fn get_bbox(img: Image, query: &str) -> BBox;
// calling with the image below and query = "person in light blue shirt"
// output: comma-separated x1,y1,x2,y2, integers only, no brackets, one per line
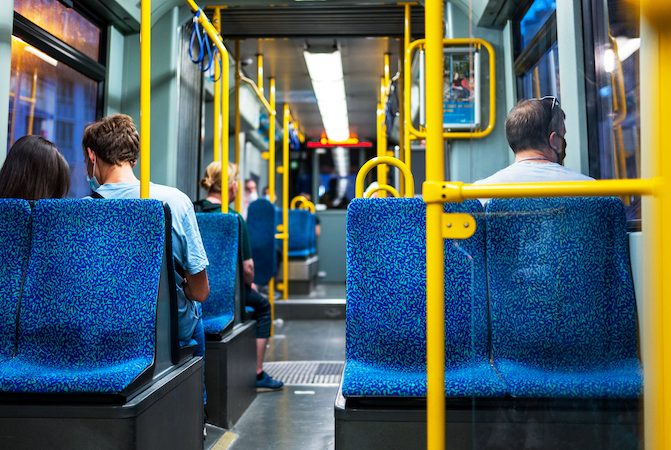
475,97,593,195
81,114,210,402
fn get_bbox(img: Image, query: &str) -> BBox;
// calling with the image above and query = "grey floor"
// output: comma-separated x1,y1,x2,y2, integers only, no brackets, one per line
218,284,346,450
288,283,346,301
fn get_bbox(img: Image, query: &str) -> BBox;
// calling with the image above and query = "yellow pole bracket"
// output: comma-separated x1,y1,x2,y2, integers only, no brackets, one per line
406,38,496,141
356,156,415,198
442,213,475,239
363,184,401,199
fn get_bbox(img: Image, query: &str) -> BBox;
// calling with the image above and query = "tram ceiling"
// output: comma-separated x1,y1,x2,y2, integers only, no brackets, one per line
230,37,400,141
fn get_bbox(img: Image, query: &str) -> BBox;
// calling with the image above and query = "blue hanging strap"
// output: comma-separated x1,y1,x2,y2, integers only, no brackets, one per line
189,10,205,65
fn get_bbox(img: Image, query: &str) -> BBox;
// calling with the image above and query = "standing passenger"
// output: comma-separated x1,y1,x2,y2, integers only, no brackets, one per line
81,114,210,404
0,135,70,200
242,178,258,219
475,97,593,188
195,161,284,391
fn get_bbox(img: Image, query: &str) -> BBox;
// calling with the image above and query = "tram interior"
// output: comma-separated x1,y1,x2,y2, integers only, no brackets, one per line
0,0,654,449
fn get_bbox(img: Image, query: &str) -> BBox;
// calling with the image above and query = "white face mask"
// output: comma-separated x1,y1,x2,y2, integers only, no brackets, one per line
248,191,259,202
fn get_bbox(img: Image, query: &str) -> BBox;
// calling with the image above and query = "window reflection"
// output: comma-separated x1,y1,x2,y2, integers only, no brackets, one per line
13,0,100,61
590,0,641,222
520,45,559,99
8,36,98,198
519,0,557,50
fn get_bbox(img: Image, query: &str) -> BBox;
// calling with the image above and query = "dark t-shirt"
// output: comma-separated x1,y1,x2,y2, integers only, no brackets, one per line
194,199,252,261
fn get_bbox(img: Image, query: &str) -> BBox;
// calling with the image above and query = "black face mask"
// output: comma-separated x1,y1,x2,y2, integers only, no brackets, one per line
551,135,567,165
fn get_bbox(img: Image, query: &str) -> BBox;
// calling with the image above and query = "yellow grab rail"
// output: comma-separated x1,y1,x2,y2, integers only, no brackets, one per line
290,195,316,213
212,8,221,163
240,74,273,113
267,78,276,203
424,1,444,449
405,38,496,141
355,156,414,198
376,102,388,197
277,104,290,300
364,184,400,199
234,40,242,212
140,0,151,198
422,179,658,204
186,0,230,212
641,3,671,448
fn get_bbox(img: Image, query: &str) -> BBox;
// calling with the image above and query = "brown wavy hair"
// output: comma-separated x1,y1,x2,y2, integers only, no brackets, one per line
82,114,140,165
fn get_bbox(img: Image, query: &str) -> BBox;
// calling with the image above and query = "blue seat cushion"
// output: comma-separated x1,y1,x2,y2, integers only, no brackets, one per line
342,359,505,398
344,198,504,398
196,213,239,335
0,199,32,361
0,356,153,394
289,209,311,255
203,314,234,336
495,358,642,399
486,197,641,398
8,199,164,395
288,249,311,258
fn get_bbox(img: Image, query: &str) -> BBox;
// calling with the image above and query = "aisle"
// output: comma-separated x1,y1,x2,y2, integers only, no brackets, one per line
226,319,345,450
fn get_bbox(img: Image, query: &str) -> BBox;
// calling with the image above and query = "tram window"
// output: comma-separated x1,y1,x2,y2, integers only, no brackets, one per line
585,0,641,224
518,0,557,50
8,2,104,199
514,1,559,99
316,147,373,209
13,0,100,61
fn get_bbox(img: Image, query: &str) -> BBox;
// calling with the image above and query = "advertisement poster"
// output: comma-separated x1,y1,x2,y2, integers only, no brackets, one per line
443,48,481,130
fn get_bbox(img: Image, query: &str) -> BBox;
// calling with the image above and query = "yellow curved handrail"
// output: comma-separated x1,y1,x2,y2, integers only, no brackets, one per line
355,156,414,198
405,38,496,141
290,195,316,213
363,184,400,199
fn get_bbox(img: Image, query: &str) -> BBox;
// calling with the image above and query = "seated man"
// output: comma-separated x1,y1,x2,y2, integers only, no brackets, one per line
195,161,284,391
81,114,210,391
475,97,593,187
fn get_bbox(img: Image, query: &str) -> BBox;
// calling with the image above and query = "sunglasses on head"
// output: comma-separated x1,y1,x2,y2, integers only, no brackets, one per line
536,95,560,111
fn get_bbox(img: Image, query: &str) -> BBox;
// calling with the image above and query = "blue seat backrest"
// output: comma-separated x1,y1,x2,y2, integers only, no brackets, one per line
308,213,317,254
288,209,311,256
346,198,488,371
0,199,32,360
486,197,638,369
248,198,278,285
18,199,165,369
196,212,239,334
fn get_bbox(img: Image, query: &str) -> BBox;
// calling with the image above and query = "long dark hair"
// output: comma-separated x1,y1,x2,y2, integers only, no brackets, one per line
0,136,70,200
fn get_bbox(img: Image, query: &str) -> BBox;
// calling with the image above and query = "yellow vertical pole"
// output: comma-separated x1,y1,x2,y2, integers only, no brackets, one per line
140,0,151,199
280,105,290,300
257,53,264,97
378,77,388,197
221,45,230,214
384,53,391,86
642,3,671,447
234,40,243,213
399,39,406,197
212,8,222,163
268,77,276,203
403,2,412,177
425,0,444,448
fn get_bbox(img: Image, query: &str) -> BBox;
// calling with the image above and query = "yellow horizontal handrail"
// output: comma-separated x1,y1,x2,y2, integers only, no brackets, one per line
240,74,273,114
356,156,415,198
406,38,496,140
364,183,400,199
290,195,316,213
423,178,659,204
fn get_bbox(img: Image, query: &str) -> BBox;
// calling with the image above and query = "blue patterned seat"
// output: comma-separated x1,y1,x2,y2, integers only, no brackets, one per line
196,213,239,336
486,197,642,398
288,209,312,258
0,199,164,395
248,199,279,285
0,200,32,362
343,198,505,398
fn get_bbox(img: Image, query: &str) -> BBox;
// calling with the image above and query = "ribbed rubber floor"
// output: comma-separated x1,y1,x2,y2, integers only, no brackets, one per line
264,361,344,386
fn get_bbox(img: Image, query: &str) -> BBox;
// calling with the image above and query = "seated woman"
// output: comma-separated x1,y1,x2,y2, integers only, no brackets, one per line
0,135,70,199
195,161,284,391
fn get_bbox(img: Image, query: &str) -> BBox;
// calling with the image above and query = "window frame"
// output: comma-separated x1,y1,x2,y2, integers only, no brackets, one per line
12,1,108,120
